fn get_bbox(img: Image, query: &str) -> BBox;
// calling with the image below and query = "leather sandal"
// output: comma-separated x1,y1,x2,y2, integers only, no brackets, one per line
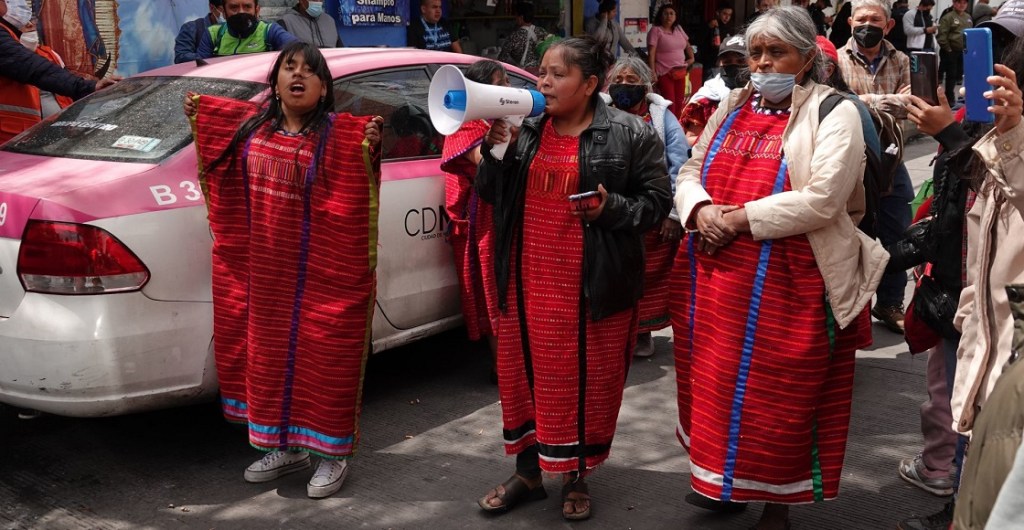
561,478,591,521
477,475,547,514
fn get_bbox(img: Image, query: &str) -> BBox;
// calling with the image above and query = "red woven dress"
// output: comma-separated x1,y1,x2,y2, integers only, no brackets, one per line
636,111,678,333
192,95,379,460
672,97,870,503
498,120,637,474
441,119,499,340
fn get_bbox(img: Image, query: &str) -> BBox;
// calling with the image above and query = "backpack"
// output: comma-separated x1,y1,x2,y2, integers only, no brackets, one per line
819,93,904,238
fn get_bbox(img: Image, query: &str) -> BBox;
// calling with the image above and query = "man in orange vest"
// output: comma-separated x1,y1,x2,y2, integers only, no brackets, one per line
0,0,118,143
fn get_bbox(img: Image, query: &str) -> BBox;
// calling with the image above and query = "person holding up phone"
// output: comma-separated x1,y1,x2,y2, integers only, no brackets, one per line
474,36,670,522
949,44,1024,529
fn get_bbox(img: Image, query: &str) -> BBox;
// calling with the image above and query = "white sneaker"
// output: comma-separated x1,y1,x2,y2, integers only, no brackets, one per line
307,459,349,499
243,451,310,483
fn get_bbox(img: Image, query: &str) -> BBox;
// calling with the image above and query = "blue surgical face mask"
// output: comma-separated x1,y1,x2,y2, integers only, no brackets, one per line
750,58,813,104
750,72,796,103
307,1,324,17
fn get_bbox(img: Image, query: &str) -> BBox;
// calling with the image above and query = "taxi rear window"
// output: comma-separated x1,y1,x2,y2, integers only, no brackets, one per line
2,77,265,163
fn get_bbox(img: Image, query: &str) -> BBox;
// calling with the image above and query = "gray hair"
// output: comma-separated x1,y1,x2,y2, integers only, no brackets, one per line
607,55,654,91
745,6,827,85
851,0,891,19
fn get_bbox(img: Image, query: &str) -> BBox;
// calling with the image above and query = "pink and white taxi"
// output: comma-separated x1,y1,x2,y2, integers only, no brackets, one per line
0,49,534,417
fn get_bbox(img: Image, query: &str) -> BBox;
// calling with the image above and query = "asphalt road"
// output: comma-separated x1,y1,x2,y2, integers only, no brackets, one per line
0,137,948,530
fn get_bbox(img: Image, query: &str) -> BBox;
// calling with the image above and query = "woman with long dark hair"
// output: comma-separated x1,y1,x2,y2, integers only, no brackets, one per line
184,40,384,499
475,36,671,521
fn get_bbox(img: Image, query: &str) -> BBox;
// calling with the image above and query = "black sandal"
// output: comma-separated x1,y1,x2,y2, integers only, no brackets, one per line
561,478,591,521
685,491,747,513
477,475,547,514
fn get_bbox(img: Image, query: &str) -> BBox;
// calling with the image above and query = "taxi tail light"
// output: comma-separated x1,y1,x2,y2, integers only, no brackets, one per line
17,221,150,295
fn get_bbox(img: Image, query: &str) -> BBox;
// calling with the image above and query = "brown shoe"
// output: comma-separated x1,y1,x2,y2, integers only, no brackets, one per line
872,304,906,334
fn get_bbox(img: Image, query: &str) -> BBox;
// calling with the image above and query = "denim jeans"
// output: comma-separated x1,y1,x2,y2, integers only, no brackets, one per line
875,163,914,307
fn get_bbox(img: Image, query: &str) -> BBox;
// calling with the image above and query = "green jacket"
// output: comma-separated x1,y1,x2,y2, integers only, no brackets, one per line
208,21,271,56
937,10,972,52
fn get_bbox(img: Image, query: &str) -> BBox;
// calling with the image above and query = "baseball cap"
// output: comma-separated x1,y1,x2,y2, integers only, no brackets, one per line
980,0,1024,38
816,35,839,63
719,34,747,57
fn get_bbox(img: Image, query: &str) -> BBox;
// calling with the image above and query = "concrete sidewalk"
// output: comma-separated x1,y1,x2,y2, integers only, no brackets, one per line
0,138,948,530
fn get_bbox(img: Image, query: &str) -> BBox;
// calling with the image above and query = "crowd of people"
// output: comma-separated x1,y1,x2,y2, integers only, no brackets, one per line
5,0,1024,527
449,2,1024,529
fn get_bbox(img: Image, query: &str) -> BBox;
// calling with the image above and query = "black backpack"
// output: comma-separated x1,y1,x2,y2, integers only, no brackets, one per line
818,93,903,239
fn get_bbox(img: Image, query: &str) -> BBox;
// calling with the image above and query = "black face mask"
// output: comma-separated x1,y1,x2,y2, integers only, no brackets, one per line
716,64,744,89
608,83,647,110
226,13,258,38
853,24,885,48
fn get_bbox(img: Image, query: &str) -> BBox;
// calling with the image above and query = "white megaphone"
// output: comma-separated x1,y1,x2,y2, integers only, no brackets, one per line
429,64,545,160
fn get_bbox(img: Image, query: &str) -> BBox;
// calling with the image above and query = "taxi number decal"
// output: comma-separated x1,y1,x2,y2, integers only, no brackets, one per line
0,202,6,226
150,181,203,206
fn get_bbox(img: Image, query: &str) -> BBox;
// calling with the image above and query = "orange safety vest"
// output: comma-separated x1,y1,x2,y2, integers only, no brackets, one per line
34,45,74,109
0,24,43,144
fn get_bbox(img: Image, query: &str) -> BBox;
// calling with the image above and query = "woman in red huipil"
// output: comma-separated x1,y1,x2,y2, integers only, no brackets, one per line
185,41,384,500
440,60,509,381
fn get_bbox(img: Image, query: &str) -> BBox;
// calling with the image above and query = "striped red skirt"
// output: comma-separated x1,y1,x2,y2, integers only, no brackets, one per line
672,100,869,503
497,122,636,475
637,230,678,333
193,95,379,459
442,120,498,339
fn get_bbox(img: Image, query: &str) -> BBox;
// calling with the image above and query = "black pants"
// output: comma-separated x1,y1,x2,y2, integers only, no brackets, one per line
942,49,964,103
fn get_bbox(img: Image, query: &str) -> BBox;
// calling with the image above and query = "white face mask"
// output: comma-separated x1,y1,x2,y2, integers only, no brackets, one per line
20,30,38,51
2,0,31,29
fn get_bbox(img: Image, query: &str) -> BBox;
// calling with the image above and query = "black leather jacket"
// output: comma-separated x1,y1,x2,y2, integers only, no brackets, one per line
476,101,672,321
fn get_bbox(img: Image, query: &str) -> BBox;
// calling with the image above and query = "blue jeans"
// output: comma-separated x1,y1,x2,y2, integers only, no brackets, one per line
875,163,914,308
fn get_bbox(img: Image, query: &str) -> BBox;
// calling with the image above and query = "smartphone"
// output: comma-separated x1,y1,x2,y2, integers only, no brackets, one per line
963,28,995,123
568,191,601,212
910,51,939,106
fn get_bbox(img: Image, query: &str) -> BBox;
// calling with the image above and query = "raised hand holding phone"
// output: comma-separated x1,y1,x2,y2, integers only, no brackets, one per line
986,63,1023,134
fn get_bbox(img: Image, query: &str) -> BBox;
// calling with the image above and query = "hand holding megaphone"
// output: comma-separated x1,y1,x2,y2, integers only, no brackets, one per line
483,119,520,157
429,64,545,160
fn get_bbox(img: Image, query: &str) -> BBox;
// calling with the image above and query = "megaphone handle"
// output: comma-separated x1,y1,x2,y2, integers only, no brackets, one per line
490,140,511,160
489,115,526,161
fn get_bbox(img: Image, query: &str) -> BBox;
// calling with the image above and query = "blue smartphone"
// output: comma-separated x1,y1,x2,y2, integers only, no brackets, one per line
963,28,995,123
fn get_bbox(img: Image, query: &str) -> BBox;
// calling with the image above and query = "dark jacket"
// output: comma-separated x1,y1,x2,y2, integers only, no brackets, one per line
0,20,95,100
174,15,215,64
476,101,672,320
886,122,972,338
829,2,853,48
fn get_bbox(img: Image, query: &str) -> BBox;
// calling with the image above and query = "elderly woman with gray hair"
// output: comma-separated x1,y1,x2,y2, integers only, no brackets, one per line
602,55,689,357
672,6,887,529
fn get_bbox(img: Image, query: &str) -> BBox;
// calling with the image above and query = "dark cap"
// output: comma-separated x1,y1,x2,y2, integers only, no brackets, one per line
919,0,936,6
210,0,224,6
980,0,1024,38
598,0,617,13
718,33,747,57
